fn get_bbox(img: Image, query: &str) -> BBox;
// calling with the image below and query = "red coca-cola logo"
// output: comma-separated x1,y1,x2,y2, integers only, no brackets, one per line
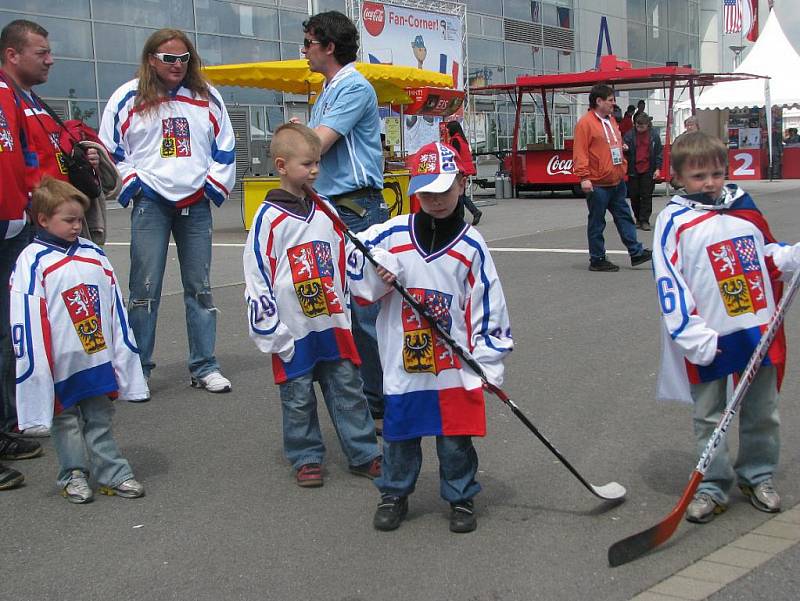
546,155,573,175
362,2,385,37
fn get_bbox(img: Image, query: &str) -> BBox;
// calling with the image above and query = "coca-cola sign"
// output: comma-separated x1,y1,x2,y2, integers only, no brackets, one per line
546,155,573,175
362,2,385,37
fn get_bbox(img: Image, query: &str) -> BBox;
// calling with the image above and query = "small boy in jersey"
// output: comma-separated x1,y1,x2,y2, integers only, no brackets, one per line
652,132,800,523
242,123,380,488
348,142,514,532
11,177,149,503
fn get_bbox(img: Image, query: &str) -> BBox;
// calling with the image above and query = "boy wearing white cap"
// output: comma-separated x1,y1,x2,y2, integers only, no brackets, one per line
347,142,514,533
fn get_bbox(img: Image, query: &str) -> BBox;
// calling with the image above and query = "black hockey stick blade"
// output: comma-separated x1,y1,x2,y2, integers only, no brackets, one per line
608,471,702,567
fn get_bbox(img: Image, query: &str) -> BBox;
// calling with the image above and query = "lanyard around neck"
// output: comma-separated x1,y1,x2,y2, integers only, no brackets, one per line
593,111,618,146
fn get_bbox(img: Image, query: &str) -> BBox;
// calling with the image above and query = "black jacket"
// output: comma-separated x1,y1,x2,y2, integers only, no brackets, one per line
623,128,663,177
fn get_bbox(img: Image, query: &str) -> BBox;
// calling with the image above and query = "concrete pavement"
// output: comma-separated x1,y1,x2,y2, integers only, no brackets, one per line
2,180,800,600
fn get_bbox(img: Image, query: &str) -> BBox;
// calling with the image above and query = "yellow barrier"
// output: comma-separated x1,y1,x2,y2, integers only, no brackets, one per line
242,170,412,230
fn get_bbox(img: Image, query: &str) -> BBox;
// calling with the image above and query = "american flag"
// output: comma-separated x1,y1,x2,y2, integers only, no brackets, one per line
724,0,742,34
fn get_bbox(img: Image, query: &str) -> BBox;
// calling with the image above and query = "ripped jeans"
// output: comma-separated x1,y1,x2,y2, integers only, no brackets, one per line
128,195,220,379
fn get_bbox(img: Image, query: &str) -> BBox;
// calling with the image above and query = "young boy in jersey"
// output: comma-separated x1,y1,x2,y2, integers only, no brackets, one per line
348,142,514,533
11,177,149,503
652,132,800,523
242,123,381,488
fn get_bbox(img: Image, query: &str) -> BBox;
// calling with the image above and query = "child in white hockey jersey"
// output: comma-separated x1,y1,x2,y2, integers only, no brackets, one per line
348,142,514,533
243,123,380,488
652,132,800,524
11,177,149,503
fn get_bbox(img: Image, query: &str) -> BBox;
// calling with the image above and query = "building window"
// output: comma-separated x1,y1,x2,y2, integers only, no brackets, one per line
0,0,90,19
92,0,193,30
0,13,93,59
198,35,280,66
196,2,280,40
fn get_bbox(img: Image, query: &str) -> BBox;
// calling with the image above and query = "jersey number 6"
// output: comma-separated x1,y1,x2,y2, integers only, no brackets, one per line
657,277,676,314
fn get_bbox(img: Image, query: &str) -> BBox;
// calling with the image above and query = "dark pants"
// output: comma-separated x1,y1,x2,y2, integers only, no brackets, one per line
628,172,654,224
0,224,32,432
334,190,389,419
586,181,643,263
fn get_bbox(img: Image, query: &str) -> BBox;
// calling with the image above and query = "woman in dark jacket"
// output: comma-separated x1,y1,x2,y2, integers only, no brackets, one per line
444,121,482,225
623,114,662,231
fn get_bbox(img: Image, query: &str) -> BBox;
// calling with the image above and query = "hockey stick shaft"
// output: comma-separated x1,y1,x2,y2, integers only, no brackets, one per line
306,185,625,501
609,268,800,567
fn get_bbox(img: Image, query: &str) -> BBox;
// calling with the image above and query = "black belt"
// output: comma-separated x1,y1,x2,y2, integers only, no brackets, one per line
330,187,381,217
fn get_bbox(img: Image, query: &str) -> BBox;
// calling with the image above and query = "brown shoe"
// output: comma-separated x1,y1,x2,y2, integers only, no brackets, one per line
296,463,323,488
349,456,381,479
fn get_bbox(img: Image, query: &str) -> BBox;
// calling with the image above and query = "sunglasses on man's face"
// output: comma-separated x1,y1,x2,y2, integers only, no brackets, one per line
302,38,322,48
153,52,190,64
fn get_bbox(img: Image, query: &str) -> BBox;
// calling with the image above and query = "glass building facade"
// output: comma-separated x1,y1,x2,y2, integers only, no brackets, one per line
0,0,708,171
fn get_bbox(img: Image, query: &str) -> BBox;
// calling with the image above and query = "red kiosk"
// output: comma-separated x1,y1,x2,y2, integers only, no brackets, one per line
470,56,764,195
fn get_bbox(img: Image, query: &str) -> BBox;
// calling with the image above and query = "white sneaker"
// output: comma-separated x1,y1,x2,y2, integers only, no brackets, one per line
190,371,232,393
99,478,145,498
21,425,50,437
62,470,93,504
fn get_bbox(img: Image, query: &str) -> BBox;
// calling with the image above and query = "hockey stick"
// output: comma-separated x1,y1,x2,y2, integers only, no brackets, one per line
305,184,626,502
608,268,800,567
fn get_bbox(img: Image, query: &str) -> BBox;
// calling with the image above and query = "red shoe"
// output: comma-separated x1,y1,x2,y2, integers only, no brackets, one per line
296,463,323,488
349,456,381,479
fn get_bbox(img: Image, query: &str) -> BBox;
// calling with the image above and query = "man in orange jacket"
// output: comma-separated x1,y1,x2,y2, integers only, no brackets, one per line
574,84,652,272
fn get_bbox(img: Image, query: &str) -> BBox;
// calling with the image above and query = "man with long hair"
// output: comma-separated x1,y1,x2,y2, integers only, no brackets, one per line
99,29,236,396
302,11,387,428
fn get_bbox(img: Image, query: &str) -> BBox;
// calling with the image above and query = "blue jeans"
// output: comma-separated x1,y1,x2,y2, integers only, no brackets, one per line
691,366,780,505
376,435,481,503
586,181,643,263
50,395,134,488
128,196,220,378
0,223,32,432
335,190,389,418
278,359,380,470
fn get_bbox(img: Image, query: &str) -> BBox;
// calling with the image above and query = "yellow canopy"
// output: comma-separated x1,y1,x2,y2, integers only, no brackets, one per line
203,59,453,105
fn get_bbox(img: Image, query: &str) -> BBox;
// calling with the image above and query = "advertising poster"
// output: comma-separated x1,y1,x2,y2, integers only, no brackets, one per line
360,1,464,153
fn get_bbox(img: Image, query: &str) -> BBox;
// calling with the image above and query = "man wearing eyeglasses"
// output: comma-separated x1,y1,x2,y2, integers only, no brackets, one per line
302,11,387,429
99,29,236,397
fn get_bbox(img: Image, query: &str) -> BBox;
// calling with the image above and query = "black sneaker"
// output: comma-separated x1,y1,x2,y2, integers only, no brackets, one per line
631,249,653,267
589,259,620,272
450,500,477,533
0,432,43,460
374,495,408,531
0,463,24,490
640,222,651,231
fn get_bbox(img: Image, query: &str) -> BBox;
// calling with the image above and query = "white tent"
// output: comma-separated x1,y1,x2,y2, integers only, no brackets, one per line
688,10,800,111
675,10,800,176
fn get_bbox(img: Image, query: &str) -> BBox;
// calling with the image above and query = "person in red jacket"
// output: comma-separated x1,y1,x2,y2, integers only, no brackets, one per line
0,20,47,489
444,121,483,225
1,20,102,248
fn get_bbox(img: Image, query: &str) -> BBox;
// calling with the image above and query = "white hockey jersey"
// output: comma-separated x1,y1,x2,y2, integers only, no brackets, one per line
652,185,800,402
99,79,235,207
11,235,149,429
348,214,514,441
243,197,360,384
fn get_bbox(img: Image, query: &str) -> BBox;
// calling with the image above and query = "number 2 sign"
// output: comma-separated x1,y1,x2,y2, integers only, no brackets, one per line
728,149,762,180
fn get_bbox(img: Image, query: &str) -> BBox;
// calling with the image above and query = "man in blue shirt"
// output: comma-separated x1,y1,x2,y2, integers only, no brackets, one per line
303,11,387,428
